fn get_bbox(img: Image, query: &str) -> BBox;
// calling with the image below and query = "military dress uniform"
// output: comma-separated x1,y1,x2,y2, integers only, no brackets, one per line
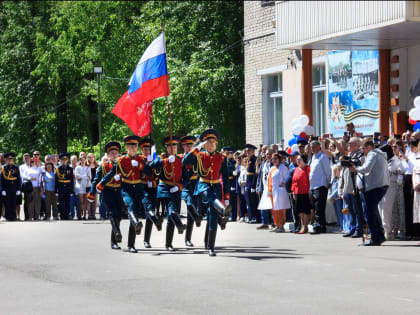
55,153,74,220
99,135,152,253
1,153,21,221
139,138,162,249
183,129,231,256
148,136,188,251
180,135,203,247
88,142,124,250
244,144,259,223
222,147,237,221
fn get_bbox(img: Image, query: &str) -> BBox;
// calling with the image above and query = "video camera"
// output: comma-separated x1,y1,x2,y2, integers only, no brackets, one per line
340,155,362,168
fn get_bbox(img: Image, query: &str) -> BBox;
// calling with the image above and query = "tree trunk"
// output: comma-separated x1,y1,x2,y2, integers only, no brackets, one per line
56,86,67,153
87,94,99,145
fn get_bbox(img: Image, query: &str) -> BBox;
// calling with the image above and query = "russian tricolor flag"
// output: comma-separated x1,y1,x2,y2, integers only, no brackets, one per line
128,32,170,103
112,33,170,137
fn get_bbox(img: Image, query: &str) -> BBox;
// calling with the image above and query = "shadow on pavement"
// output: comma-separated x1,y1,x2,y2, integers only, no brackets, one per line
124,246,303,261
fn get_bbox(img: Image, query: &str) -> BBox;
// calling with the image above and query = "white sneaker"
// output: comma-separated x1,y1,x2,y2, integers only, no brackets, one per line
239,217,245,222
0,217,5,222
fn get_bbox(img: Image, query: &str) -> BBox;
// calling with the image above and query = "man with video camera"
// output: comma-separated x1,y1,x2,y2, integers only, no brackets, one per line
339,137,365,238
349,139,389,246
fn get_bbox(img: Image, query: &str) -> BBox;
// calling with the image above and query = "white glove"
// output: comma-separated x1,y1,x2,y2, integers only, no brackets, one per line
225,200,230,206
168,155,175,163
230,187,236,191
88,198,95,203
114,174,121,181
196,140,207,151
70,194,74,197
251,188,256,193
16,190,21,196
131,160,139,167
55,193,59,197
1,191,5,196
147,155,153,162
232,170,238,176
147,181,153,188
96,188,102,194
169,186,179,193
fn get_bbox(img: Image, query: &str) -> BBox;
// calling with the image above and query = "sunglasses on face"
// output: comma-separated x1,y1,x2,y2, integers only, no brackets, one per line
33,153,40,156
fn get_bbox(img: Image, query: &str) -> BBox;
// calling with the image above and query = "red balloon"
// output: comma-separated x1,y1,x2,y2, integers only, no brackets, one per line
409,118,417,125
299,132,307,139
287,147,292,154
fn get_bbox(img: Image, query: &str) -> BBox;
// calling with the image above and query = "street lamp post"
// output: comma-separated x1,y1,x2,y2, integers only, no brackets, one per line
93,65,103,158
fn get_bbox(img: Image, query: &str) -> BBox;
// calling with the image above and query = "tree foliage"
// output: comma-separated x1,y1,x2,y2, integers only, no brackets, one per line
0,1,244,159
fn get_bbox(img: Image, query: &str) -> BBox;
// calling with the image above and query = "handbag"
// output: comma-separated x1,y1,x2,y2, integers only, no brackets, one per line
21,180,33,194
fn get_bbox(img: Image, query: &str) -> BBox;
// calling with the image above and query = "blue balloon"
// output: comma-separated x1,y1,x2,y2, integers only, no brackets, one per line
414,122,420,131
288,138,297,147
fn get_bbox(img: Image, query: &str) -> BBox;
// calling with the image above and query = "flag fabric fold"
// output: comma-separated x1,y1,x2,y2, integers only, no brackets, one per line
112,32,169,136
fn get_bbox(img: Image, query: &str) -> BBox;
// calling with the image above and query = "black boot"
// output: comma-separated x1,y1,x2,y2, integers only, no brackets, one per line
187,204,202,227
110,217,122,243
166,222,175,251
143,218,153,248
185,218,194,247
208,230,217,257
129,211,143,235
213,199,232,218
204,222,209,249
148,210,162,231
111,230,121,250
127,225,137,253
170,212,187,234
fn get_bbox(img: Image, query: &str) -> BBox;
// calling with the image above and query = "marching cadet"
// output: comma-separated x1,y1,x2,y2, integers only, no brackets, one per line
183,129,232,257
139,138,162,249
98,135,152,253
148,136,188,252
244,144,259,224
88,142,124,250
180,135,202,247
222,147,237,221
1,153,21,221
55,153,74,220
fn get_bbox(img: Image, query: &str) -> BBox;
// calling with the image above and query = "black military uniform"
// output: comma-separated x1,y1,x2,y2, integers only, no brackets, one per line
0,153,21,221
222,147,237,221
55,153,74,220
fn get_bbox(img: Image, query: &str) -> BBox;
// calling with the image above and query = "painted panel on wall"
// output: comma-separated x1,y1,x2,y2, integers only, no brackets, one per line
327,50,380,136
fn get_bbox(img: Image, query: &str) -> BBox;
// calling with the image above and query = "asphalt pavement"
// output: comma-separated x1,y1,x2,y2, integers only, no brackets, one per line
0,219,419,315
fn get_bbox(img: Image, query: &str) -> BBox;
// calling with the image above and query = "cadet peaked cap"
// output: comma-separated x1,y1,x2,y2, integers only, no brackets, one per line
163,136,180,145
278,150,289,157
221,146,235,153
244,144,257,150
297,140,308,147
59,152,70,159
140,138,154,148
105,141,121,153
123,135,141,145
180,135,196,145
200,129,219,142
5,152,15,159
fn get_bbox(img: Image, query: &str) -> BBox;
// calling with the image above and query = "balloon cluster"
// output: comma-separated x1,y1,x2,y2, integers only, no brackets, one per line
409,96,420,131
287,115,314,154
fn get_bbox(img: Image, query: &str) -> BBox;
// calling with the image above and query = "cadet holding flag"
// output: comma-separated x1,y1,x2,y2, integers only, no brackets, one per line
183,129,231,257
88,142,124,250
1,153,21,221
98,135,152,253
148,136,188,252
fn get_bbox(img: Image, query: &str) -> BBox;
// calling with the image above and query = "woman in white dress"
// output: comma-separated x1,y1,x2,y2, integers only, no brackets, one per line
268,153,290,232
412,157,420,224
75,152,92,220
257,149,274,229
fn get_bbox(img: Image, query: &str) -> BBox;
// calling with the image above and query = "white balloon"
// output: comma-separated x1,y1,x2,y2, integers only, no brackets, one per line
300,115,310,126
409,107,420,121
292,124,304,135
291,144,299,153
303,125,314,136
291,117,301,127
415,96,420,108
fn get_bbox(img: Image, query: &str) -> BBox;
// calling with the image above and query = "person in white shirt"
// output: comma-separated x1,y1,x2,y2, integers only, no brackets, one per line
19,153,32,221
23,159,44,220
75,152,92,220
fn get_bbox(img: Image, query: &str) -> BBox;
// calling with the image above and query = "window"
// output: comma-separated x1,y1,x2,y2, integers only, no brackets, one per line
313,65,326,136
265,73,283,144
